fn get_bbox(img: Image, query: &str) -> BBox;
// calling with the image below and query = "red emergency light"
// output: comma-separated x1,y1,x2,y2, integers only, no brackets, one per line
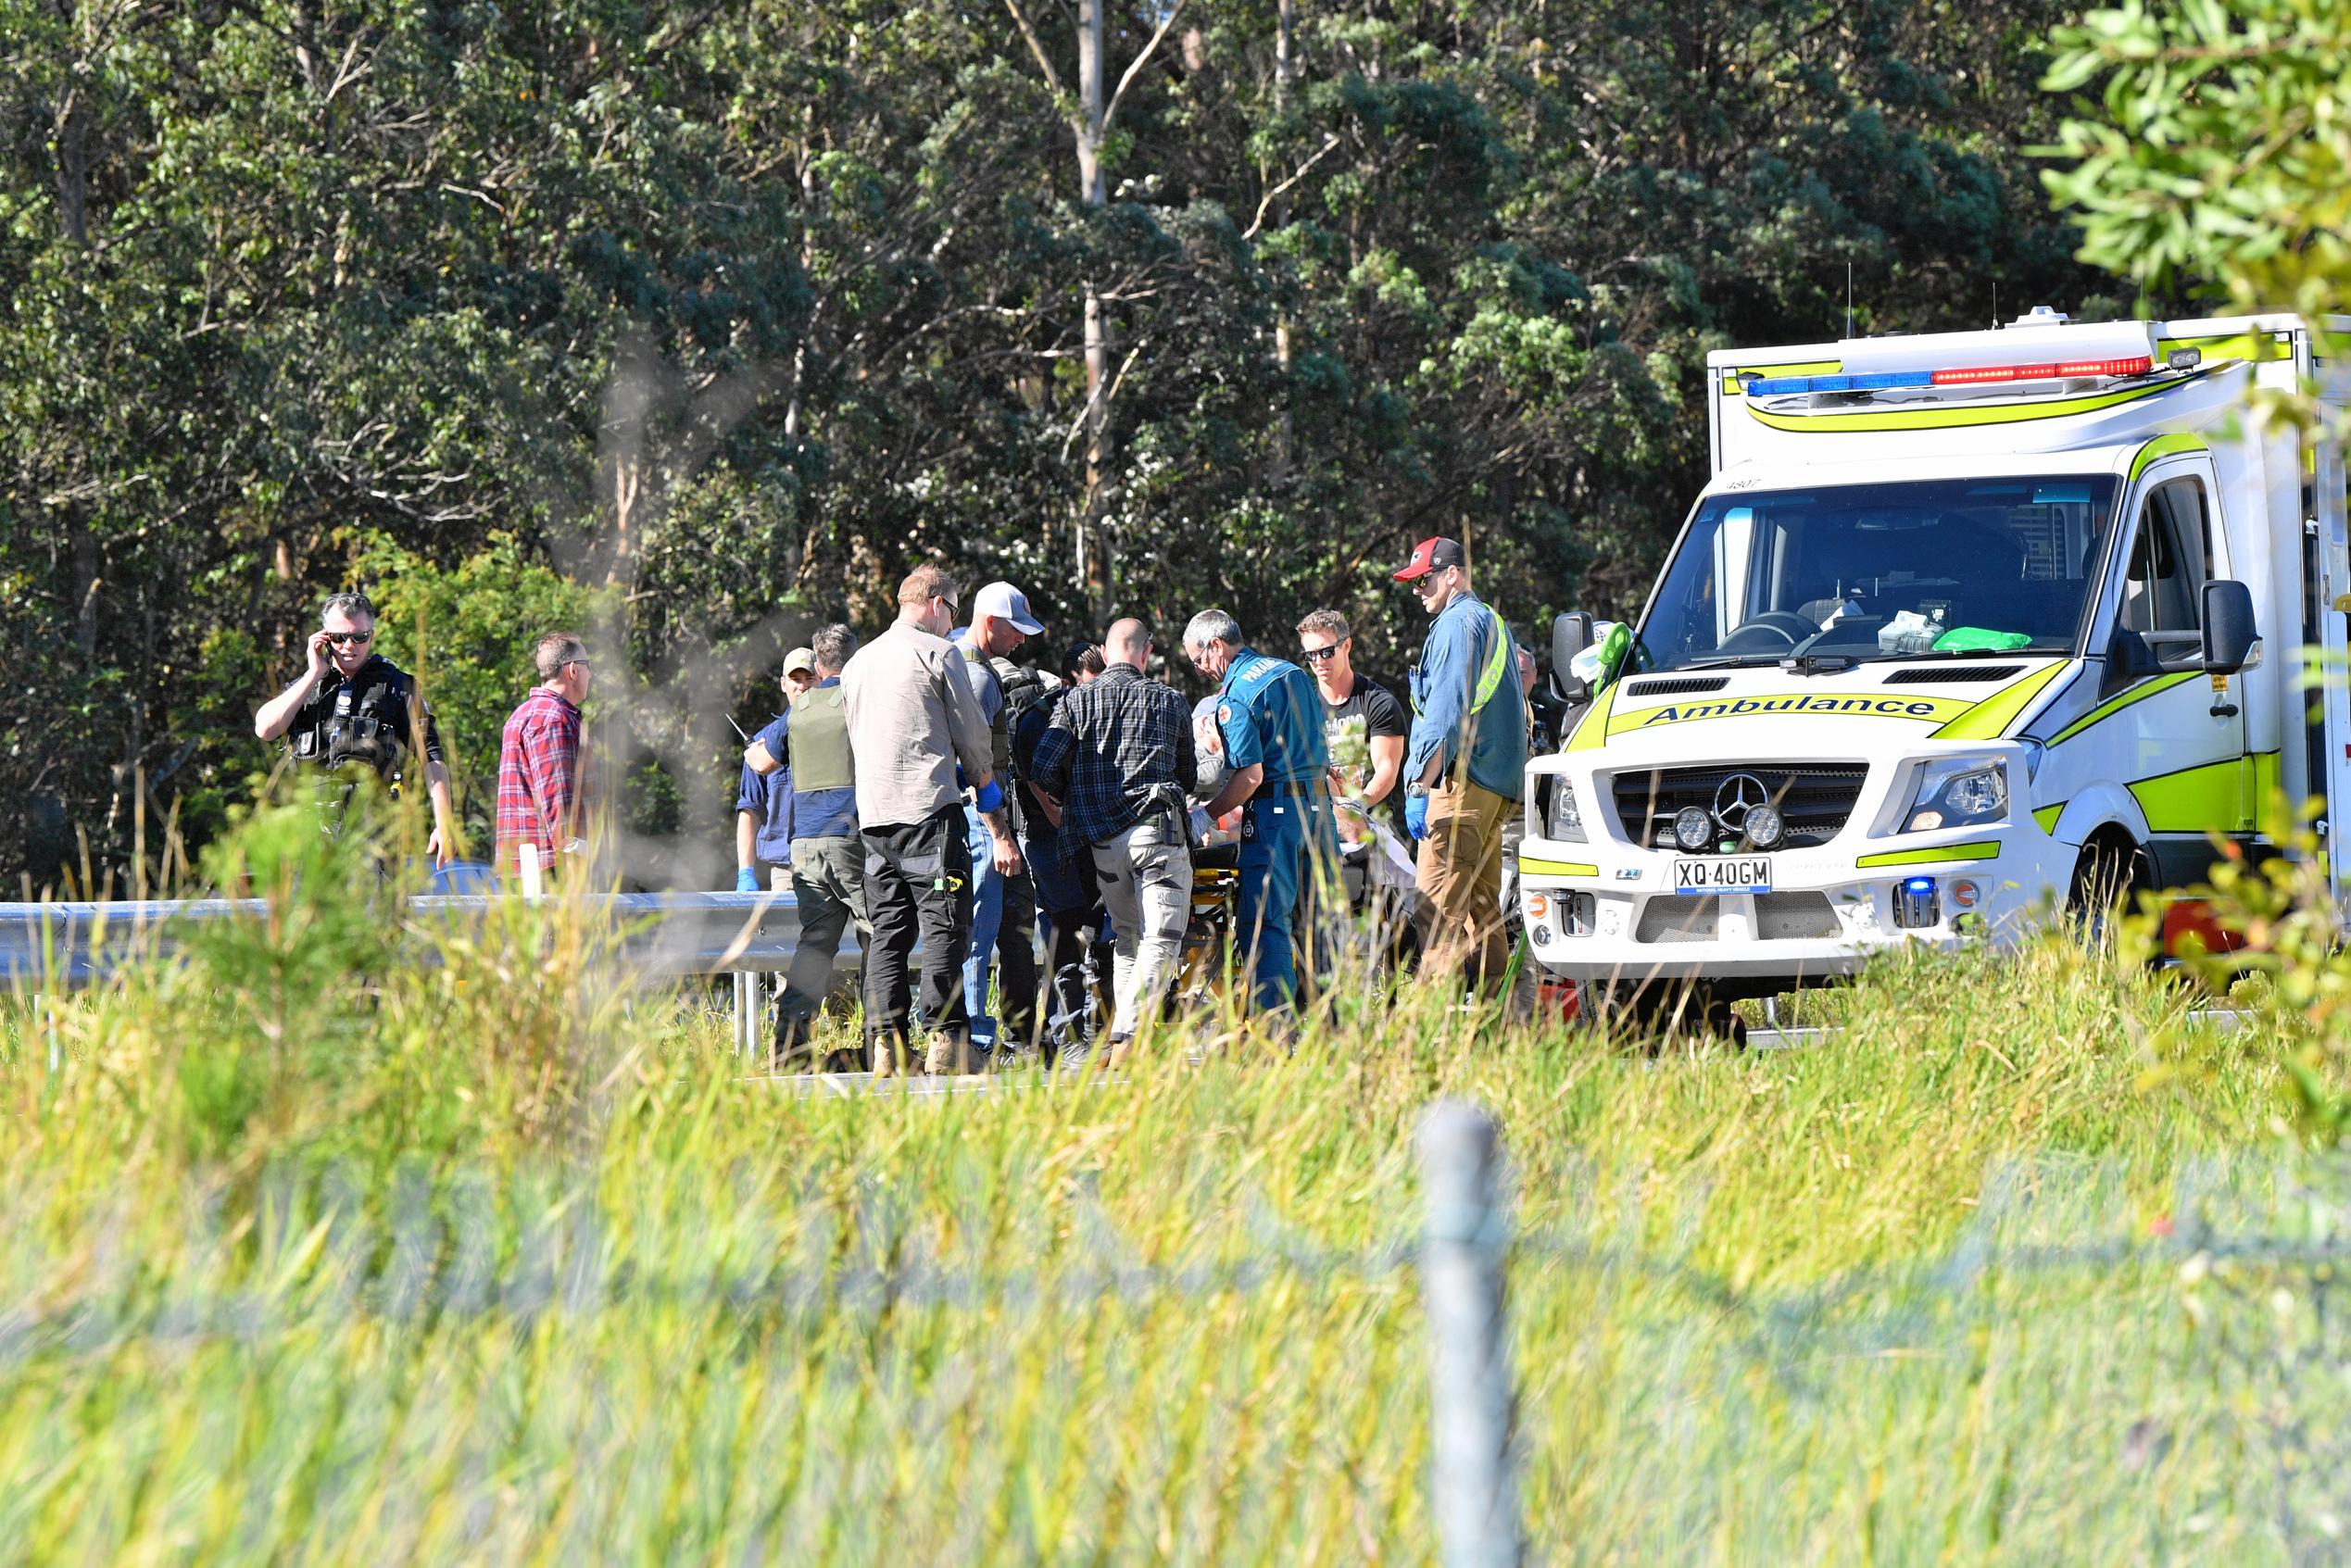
1930,357,2153,386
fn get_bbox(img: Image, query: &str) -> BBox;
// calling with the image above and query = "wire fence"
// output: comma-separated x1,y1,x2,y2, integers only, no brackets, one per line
11,1116,2351,1558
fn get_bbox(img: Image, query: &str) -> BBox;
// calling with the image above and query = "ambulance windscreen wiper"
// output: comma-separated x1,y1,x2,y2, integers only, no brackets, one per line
1779,650,1856,676
1773,626,1855,677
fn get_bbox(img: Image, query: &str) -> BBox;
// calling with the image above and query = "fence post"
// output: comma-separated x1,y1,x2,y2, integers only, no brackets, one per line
1418,1099,1524,1568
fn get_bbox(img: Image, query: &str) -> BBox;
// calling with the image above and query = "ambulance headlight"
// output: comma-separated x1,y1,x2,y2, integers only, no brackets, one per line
1902,756,2009,833
1544,777,1586,843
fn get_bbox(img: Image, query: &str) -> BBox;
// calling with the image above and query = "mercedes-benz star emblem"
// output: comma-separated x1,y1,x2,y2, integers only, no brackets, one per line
1711,773,1770,834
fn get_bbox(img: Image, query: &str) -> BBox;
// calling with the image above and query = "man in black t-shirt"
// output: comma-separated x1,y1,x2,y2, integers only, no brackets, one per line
1296,608,1408,838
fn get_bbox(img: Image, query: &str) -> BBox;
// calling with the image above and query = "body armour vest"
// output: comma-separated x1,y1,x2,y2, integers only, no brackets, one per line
291,662,416,780
786,684,855,793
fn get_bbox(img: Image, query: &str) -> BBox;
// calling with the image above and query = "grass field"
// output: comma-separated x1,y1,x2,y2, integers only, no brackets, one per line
5,809,2348,1563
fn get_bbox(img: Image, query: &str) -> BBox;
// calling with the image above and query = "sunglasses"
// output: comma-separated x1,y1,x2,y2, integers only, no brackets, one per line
324,630,372,646
1301,642,1345,662
935,595,960,616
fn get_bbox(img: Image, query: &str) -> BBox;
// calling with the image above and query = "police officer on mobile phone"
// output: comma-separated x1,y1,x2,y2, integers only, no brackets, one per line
253,590,459,864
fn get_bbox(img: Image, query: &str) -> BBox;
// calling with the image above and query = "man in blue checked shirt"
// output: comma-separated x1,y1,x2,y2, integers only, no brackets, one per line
1186,608,1339,1015
742,625,866,1062
1028,618,1194,1055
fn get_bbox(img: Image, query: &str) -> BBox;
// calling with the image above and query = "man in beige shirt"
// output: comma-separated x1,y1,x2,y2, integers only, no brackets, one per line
841,563,999,1073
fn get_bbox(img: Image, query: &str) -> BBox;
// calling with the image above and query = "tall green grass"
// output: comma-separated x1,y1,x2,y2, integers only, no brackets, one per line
2,809,2341,1562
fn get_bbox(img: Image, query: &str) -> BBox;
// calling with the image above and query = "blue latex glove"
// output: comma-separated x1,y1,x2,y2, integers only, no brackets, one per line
1404,792,1429,840
973,778,1005,814
735,867,761,893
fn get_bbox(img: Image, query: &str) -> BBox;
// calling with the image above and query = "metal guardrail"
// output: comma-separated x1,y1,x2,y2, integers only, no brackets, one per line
0,891,863,1057
0,891,856,987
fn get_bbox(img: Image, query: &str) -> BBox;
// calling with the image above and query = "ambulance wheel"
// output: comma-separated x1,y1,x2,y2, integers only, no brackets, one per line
2067,834,2148,945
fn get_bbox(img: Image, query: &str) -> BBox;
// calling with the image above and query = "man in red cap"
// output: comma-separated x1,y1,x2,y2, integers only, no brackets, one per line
1393,536,1528,991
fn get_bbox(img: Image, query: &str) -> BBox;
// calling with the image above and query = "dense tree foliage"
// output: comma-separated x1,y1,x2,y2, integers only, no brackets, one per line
1,0,2109,888
2043,0,2349,418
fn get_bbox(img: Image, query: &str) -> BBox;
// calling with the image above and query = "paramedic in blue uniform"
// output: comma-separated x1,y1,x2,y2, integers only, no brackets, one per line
1185,608,1339,1013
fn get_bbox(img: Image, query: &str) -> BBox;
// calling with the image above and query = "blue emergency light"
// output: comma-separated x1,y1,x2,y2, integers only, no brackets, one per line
1742,355,2155,398
1744,370,1934,396
1892,874,1941,930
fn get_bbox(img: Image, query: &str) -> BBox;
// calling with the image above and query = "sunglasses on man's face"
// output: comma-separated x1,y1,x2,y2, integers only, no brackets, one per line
325,630,372,646
1301,642,1345,663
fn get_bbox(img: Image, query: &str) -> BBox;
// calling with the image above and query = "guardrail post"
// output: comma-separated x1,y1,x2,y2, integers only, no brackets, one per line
733,971,753,1059
1418,1099,1524,1568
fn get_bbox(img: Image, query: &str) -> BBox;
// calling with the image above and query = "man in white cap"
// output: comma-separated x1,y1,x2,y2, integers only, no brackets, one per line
953,581,1047,1055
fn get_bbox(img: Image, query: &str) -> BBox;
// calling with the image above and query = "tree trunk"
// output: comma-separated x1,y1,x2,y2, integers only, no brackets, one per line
54,87,89,247
1076,0,1111,616
1272,0,1296,476
57,48,94,654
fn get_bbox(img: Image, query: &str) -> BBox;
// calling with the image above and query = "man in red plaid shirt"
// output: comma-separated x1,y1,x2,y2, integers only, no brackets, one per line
497,632,593,879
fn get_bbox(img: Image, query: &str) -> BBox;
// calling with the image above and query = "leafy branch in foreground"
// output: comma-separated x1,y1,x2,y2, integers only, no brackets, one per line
2042,0,2351,325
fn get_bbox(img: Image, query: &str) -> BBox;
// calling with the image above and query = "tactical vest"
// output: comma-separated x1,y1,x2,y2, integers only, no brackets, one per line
959,643,1015,777
787,684,854,793
961,644,1031,834
290,659,415,782
994,657,1047,739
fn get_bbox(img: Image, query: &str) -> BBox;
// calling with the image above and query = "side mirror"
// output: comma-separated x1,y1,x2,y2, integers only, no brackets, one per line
2101,622,2154,696
2202,579,2257,675
1550,612,1594,705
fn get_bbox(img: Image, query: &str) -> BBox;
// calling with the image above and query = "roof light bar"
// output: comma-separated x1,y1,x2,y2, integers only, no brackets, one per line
1743,370,1932,396
1931,357,2153,385
1743,355,2154,398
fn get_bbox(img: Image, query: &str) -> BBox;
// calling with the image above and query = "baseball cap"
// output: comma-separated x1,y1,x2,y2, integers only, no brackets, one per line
1391,536,1467,582
783,646,818,677
972,581,1046,635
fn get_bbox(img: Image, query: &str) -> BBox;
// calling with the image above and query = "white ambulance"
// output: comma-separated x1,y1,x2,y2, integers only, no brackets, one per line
1518,309,2350,1012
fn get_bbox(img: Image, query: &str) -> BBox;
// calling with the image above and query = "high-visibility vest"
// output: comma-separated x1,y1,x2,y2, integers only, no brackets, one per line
1413,602,1513,716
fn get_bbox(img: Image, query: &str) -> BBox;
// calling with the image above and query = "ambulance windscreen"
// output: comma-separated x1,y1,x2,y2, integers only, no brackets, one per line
1634,475,2119,672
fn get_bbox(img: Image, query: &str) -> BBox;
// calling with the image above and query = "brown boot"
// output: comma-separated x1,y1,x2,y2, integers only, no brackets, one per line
923,1032,971,1076
869,1034,902,1078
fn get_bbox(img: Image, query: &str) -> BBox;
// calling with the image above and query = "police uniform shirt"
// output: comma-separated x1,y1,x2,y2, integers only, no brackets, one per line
735,718,797,867
1216,647,1328,788
285,654,444,775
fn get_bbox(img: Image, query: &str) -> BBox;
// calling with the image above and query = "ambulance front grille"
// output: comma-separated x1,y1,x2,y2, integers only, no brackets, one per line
1633,891,1840,943
1612,764,1869,851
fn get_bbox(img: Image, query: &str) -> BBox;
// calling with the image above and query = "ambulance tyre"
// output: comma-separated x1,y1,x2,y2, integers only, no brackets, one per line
2067,831,2149,945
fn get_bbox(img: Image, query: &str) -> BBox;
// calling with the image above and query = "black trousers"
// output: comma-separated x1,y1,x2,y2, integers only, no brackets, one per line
994,867,1040,1049
861,806,973,1053
1028,831,1106,1048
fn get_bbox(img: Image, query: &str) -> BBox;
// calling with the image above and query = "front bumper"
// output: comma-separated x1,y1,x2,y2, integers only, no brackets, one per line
1517,747,2070,985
